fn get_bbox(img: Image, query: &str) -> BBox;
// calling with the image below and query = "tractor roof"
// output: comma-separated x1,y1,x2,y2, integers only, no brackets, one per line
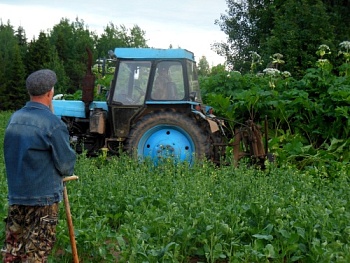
114,48,195,61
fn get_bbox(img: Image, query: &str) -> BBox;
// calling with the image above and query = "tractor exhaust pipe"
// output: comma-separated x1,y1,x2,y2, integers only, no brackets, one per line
82,47,95,117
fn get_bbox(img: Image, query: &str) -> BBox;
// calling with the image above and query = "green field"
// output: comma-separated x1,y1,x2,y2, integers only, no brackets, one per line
0,111,349,263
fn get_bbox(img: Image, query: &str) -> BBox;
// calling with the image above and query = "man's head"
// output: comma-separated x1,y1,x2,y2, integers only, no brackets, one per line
26,69,57,96
159,67,168,75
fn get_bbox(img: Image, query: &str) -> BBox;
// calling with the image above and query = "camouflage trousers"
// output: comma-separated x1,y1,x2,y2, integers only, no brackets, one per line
1,203,59,263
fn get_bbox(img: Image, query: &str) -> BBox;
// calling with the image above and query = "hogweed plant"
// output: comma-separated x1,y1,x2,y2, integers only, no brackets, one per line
316,44,331,58
316,44,333,75
262,54,289,89
338,41,350,62
270,53,285,70
316,58,332,71
249,51,263,73
263,68,280,89
281,71,291,78
338,41,350,76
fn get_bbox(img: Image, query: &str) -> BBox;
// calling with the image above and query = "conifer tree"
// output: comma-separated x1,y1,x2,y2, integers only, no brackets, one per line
25,32,51,74
0,22,26,110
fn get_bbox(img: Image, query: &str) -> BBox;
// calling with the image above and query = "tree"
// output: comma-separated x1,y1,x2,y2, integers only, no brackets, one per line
43,48,70,94
0,21,27,110
197,56,210,76
15,26,28,59
323,0,350,41
263,0,335,77
95,22,148,58
214,0,276,72
0,18,149,109
214,0,349,77
7,44,27,110
25,32,51,74
127,25,148,48
49,17,96,93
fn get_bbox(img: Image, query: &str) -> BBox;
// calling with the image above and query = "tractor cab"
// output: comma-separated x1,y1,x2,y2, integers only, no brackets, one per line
108,48,202,106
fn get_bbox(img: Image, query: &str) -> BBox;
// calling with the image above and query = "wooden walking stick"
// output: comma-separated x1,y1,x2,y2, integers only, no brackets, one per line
63,175,79,263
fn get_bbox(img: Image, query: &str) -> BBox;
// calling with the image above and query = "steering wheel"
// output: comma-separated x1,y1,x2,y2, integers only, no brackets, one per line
116,94,136,104
134,85,145,95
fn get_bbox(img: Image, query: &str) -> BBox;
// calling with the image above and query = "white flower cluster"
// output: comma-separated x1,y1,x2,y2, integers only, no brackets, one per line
318,44,330,52
281,71,291,78
339,41,350,50
249,51,262,61
263,68,280,76
317,59,329,63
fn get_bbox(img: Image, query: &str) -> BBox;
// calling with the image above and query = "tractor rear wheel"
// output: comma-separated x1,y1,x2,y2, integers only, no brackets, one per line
125,111,210,165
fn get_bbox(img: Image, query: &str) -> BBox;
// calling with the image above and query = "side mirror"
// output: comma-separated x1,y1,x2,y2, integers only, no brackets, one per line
108,50,117,59
189,92,197,101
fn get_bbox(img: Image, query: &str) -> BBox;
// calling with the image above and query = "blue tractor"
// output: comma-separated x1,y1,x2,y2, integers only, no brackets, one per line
53,48,269,166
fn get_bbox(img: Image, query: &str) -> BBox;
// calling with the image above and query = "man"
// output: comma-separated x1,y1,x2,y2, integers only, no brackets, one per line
1,69,76,263
152,66,172,100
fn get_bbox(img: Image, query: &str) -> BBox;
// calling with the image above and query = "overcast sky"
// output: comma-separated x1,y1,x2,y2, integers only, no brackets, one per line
0,0,228,65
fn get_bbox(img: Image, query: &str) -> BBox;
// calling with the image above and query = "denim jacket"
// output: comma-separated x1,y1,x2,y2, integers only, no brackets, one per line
4,101,76,206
